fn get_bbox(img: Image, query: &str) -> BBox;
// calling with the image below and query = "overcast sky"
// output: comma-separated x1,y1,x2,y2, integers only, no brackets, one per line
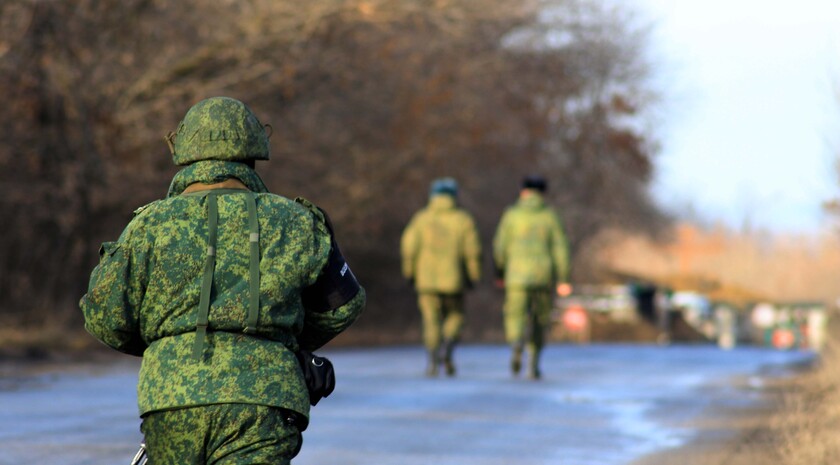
632,0,840,233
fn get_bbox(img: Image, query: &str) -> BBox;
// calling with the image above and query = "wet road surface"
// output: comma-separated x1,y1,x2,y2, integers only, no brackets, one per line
0,344,812,465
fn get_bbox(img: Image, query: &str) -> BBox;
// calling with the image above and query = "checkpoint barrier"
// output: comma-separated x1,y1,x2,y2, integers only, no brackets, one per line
563,304,588,332
765,325,801,350
554,304,590,344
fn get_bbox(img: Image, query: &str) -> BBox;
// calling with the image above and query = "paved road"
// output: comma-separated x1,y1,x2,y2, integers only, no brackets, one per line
0,344,812,465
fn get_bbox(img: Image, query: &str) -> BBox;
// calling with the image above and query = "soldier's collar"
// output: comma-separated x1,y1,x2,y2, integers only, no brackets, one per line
182,178,250,194
167,160,269,197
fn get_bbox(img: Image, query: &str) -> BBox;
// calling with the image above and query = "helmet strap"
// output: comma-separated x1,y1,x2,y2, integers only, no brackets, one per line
164,131,177,156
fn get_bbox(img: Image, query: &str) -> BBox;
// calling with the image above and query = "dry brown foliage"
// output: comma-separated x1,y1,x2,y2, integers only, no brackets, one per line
594,223,840,306
1,0,665,338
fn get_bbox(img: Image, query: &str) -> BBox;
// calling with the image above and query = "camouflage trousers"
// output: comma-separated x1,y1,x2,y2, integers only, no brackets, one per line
140,403,302,465
417,292,465,352
503,288,553,373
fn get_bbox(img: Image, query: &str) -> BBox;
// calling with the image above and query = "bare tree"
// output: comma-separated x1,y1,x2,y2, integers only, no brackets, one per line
0,0,667,340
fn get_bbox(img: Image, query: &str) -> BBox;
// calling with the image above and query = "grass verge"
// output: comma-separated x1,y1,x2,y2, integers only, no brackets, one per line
775,322,840,464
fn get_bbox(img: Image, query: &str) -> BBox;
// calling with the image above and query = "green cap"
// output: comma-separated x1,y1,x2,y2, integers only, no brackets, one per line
169,96,270,165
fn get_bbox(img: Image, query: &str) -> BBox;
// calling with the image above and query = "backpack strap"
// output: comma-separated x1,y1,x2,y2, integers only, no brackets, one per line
193,192,219,360
190,189,261,360
244,191,261,333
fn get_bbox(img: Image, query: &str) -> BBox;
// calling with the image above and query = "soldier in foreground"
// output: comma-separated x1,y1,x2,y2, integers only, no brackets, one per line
493,175,569,379
80,96,365,464
401,178,482,376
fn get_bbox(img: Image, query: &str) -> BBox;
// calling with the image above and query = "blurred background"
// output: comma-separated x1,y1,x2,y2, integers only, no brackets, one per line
1,0,839,354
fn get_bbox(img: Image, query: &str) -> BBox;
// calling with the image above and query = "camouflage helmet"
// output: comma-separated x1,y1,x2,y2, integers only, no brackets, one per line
168,96,270,165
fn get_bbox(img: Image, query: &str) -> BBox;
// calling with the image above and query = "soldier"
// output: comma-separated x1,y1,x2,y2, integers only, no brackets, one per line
493,175,569,380
80,96,365,465
401,178,482,377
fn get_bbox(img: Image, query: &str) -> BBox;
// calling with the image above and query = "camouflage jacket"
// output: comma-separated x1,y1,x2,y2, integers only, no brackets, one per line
80,160,365,420
400,194,482,293
493,192,569,289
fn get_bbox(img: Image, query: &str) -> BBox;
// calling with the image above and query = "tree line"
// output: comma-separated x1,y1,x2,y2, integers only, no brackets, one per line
0,0,668,341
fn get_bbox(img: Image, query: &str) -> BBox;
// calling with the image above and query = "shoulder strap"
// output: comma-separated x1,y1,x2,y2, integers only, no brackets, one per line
192,190,262,360
193,192,219,360
193,189,260,360
244,191,261,333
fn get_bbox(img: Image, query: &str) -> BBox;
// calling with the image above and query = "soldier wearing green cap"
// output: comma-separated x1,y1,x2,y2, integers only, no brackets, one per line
80,96,365,464
401,178,482,376
493,175,570,380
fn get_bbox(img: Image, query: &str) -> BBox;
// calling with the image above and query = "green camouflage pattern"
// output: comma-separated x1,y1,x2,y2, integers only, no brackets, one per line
504,288,553,377
493,192,569,289
400,194,482,293
503,288,552,346
80,160,364,420
167,159,269,197
418,293,464,351
141,404,301,465
171,97,270,165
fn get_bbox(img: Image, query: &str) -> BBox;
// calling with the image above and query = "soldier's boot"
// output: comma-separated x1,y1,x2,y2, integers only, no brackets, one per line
510,344,523,377
425,349,439,377
441,340,456,377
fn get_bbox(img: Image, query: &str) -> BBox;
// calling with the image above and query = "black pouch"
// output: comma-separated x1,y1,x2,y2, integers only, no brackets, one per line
295,349,336,406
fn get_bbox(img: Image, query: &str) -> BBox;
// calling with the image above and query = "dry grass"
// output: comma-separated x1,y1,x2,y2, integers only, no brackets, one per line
634,317,840,465
0,318,102,360
775,330,840,464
